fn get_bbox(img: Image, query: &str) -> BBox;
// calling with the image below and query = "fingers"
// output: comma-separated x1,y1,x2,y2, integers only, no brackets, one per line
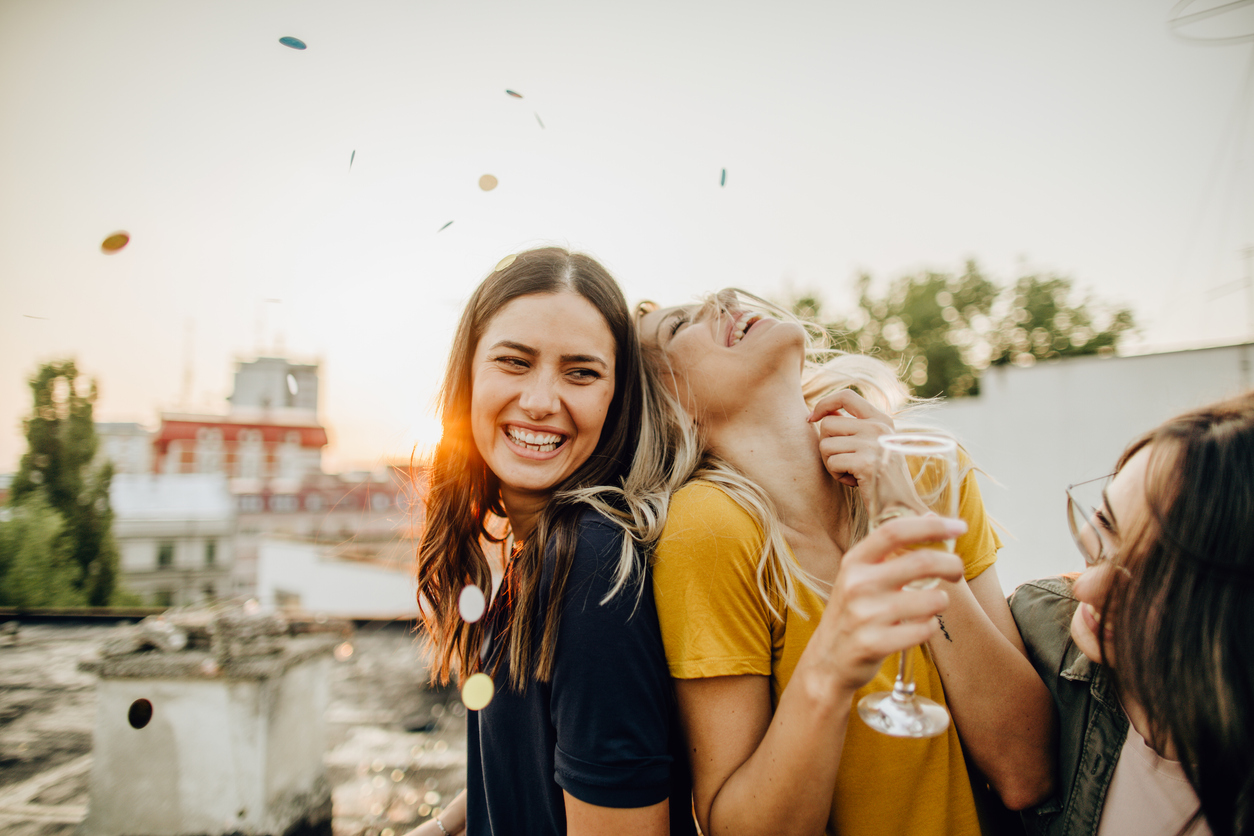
808,388,891,424
847,516,968,570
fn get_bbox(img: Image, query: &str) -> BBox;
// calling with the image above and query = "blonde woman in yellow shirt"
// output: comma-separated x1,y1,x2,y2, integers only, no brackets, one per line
637,291,1054,836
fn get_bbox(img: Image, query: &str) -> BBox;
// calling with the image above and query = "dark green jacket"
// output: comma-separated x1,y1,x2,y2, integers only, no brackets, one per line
1009,576,1129,836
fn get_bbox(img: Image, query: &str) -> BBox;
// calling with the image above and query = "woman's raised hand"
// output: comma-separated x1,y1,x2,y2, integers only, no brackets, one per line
808,389,894,489
804,515,967,698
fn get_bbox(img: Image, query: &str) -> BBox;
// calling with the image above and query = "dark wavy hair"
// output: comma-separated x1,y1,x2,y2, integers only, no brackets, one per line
415,247,646,690
1100,389,1254,836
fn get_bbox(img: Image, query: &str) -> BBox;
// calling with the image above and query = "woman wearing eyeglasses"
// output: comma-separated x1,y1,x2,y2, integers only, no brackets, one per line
1010,391,1254,836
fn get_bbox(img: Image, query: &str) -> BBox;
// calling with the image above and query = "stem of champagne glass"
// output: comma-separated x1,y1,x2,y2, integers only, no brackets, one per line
892,648,917,703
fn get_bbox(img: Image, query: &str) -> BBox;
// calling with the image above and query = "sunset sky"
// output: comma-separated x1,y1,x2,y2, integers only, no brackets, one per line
1,0,1251,472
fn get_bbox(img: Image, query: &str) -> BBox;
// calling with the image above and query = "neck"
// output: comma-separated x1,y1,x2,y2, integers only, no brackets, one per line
499,489,549,542
703,383,846,551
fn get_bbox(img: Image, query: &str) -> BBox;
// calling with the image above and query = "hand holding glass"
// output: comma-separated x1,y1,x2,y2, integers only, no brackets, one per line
856,432,960,738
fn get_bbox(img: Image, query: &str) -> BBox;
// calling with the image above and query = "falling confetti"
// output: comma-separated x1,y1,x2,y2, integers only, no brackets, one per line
334,641,354,661
505,89,523,98
22,314,48,319
494,254,517,272
279,36,307,50
462,672,495,710
349,150,355,170
286,373,298,396
721,168,727,187
438,221,453,232
101,232,130,253
535,113,545,129
479,174,498,191
458,585,487,622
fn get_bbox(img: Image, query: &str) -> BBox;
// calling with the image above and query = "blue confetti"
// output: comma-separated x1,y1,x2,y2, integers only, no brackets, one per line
279,36,307,50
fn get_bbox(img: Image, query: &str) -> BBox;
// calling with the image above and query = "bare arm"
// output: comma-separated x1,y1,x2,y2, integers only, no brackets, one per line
680,518,967,836
926,566,1056,809
564,794,670,835
403,789,466,836
810,389,1056,809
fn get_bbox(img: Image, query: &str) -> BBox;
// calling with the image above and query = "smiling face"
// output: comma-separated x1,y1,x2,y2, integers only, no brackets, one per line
638,290,805,423
469,291,617,520
1069,444,1155,665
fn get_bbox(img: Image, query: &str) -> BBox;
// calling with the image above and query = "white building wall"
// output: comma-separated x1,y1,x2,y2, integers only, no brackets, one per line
256,538,417,617
930,342,1254,594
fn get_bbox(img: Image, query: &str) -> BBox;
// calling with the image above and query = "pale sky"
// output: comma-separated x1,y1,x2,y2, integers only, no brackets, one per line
1,0,1251,473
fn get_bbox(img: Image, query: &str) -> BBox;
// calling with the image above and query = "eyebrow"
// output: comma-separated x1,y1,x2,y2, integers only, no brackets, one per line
487,340,609,368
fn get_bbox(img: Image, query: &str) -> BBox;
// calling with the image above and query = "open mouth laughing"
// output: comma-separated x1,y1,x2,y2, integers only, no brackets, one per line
729,311,764,346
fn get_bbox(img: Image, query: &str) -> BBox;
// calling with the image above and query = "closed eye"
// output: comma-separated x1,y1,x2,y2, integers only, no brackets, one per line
491,355,529,370
669,312,690,336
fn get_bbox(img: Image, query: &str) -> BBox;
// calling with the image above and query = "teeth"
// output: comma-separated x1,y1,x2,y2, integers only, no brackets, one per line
507,427,563,452
730,313,763,346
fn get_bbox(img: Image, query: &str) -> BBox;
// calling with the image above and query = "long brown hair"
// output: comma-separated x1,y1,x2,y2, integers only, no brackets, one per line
1100,390,1254,836
416,247,647,690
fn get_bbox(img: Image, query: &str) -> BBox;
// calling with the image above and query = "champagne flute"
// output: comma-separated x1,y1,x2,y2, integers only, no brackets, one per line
856,432,960,738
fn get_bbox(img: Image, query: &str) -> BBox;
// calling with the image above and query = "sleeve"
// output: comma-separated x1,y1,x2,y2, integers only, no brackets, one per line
651,482,775,680
954,453,1002,582
1008,576,1082,681
549,514,675,809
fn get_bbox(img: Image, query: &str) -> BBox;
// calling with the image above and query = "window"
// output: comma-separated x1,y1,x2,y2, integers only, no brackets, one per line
202,584,216,602
239,495,263,513
205,540,217,566
157,542,174,569
270,494,298,513
154,589,174,607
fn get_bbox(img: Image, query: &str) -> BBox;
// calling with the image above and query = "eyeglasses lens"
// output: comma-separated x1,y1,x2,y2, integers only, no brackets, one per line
1067,477,1111,567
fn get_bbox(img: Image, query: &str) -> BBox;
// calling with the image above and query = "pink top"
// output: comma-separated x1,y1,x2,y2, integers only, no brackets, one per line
1096,721,1211,836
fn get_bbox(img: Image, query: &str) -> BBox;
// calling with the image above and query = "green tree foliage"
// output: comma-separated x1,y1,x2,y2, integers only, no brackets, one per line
0,492,86,608
3,360,121,606
803,261,1137,399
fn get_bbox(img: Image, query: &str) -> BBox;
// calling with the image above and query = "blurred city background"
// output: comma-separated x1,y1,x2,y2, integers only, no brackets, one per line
1,0,1252,834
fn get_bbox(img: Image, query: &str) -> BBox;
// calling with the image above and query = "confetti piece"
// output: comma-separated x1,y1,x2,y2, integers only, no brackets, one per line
279,36,307,50
506,89,523,98
479,174,498,191
462,672,495,710
23,314,48,319
286,373,298,395
458,584,487,622
494,254,517,272
349,149,355,170
334,641,354,661
438,221,453,232
101,232,130,253
721,168,726,187
535,112,545,129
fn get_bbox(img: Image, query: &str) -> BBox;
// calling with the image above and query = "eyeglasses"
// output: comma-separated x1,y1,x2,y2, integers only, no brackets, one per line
1066,474,1117,568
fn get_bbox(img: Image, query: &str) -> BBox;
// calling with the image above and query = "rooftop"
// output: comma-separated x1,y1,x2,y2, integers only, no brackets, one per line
0,616,466,836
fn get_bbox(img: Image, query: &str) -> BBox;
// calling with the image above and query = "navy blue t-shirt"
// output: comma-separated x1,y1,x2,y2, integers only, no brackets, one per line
465,510,694,835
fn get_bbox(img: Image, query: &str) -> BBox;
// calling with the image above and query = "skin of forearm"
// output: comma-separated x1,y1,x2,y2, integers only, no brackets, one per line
702,667,854,836
925,578,1056,809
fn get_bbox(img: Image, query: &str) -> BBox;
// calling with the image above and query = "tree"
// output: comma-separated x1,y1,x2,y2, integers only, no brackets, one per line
0,492,86,608
4,360,121,606
802,261,1137,399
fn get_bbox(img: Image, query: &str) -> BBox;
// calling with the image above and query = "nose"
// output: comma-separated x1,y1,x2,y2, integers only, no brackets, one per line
1072,561,1118,606
518,372,560,419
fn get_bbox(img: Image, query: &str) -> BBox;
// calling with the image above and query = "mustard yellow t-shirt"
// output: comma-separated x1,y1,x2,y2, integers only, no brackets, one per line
652,472,1001,836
